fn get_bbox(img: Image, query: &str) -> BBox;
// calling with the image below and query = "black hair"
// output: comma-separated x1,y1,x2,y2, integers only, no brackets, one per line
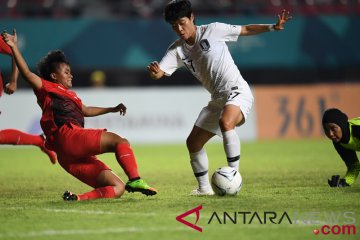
37,50,69,82
322,108,350,143
322,108,348,127
164,0,193,24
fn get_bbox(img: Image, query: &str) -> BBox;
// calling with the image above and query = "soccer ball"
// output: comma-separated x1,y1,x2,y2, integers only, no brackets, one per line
211,166,242,196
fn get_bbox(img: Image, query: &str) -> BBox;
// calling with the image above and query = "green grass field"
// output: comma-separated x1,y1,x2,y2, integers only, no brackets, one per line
0,139,359,240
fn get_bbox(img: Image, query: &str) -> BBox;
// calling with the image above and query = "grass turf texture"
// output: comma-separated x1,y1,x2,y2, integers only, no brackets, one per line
0,139,359,240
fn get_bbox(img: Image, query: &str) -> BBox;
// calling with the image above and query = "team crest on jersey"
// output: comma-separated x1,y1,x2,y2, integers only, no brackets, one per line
199,39,210,51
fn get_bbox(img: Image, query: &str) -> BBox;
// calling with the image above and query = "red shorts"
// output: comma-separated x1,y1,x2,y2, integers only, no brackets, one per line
51,123,111,188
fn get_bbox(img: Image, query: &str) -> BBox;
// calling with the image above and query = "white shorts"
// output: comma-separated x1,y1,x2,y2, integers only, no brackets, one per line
194,84,254,136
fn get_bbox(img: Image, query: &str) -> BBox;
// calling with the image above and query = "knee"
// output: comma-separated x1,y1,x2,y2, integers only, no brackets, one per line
107,137,129,152
219,118,235,132
116,137,129,146
113,182,126,198
186,135,203,153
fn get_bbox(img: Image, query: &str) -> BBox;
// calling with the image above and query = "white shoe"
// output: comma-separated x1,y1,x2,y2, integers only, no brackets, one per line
190,188,215,196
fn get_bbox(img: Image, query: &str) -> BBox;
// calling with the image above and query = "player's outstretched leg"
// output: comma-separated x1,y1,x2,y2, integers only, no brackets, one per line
63,186,119,201
115,142,157,196
39,134,57,164
0,129,57,164
61,169,124,201
100,132,157,196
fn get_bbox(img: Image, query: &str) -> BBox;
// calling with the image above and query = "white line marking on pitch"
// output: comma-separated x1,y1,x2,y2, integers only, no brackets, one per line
0,227,188,238
43,208,157,216
1,206,156,216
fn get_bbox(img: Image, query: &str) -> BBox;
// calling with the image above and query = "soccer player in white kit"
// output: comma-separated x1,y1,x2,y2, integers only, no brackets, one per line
148,0,292,195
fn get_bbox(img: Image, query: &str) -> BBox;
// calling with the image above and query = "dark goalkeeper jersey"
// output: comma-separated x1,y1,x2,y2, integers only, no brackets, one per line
333,118,360,165
34,79,84,139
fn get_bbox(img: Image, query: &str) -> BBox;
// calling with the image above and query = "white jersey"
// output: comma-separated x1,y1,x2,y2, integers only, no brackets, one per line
159,22,246,99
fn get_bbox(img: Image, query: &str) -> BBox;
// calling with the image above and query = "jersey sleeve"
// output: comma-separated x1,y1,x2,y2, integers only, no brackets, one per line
209,22,241,42
0,38,13,56
159,42,184,76
352,125,360,139
334,142,358,167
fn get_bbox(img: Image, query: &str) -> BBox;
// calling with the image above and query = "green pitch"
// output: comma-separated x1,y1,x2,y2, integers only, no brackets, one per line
0,139,359,240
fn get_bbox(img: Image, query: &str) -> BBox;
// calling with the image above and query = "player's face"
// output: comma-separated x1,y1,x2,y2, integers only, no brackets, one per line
171,14,196,44
53,63,73,89
324,123,342,142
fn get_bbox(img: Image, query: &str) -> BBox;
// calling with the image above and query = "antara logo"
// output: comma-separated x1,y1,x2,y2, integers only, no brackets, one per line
176,205,203,232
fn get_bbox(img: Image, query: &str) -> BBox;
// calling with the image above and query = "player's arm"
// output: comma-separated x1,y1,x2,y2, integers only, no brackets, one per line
147,61,165,80
4,56,19,94
353,125,360,139
240,9,291,36
82,103,127,117
334,142,358,167
333,143,358,166
1,29,42,90
327,142,358,187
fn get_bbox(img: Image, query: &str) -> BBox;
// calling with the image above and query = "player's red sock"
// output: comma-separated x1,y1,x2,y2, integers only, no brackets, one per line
0,129,43,146
78,186,115,200
115,143,140,180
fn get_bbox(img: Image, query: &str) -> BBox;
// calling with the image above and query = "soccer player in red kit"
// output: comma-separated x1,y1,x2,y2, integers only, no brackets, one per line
2,29,157,201
0,35,57,164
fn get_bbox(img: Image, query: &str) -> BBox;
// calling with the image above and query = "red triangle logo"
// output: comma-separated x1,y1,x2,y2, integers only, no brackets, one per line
176,205,203,232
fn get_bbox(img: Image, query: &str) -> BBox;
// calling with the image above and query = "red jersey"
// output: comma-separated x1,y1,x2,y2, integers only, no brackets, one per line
34,79,84,139
0,38,12,56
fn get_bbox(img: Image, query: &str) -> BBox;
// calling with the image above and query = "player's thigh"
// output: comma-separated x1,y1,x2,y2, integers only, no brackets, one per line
55,123,104,158
61,156,111,188
194,102,223,136
224,84,253,127
100,131,128,153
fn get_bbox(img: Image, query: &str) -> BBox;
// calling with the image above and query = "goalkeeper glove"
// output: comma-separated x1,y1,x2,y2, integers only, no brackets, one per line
328,175,350,187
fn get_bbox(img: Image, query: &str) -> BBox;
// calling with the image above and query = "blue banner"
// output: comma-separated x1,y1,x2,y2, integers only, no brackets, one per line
1,16,359,70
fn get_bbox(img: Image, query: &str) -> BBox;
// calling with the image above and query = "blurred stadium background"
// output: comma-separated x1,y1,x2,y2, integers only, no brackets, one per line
0,0,359,143
1,3,360,239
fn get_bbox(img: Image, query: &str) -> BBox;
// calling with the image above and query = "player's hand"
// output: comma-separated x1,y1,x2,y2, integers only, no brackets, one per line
328,175,350,187
113,103,127,116
274,9,292,31
338,178,350,187
4,82,17,94
147,61,165,80
1,29,17,47
147,61,161,74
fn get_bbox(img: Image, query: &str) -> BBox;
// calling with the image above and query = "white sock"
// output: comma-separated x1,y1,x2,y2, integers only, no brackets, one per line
223,129,240,171
190,148,212,191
